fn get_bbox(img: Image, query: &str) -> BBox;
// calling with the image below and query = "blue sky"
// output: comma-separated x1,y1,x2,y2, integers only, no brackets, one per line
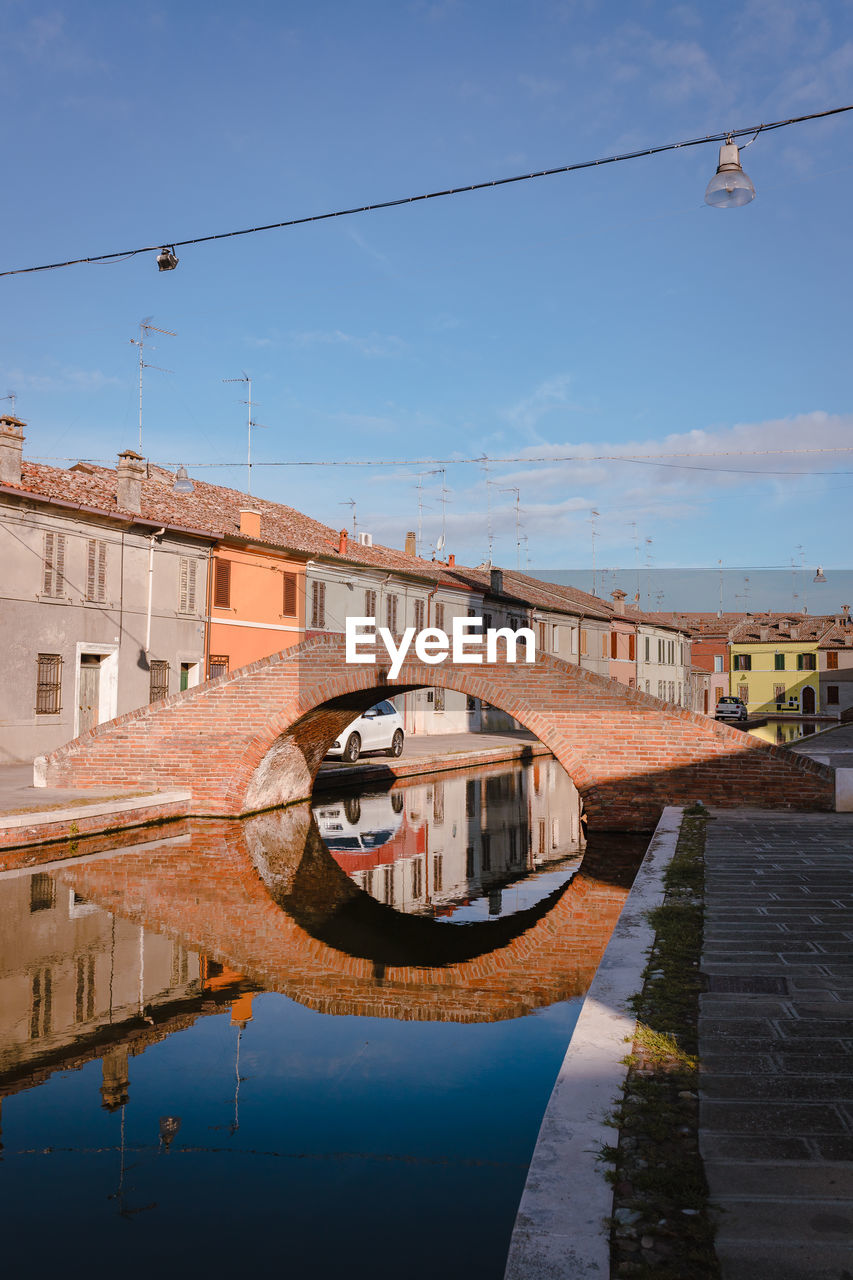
2,0,852,577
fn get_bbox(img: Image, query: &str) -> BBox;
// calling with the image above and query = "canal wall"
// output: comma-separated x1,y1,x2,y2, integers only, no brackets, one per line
504,805,682,1279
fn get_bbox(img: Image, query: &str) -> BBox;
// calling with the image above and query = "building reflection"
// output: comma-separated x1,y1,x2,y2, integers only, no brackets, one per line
313,758,583,918
748,718,820,745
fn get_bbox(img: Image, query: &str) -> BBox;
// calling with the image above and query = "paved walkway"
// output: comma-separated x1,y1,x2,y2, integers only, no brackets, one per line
699,809,853,1279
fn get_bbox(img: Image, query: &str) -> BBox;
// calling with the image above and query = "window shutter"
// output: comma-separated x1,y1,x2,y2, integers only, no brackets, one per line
282,572,297,616
87,540,96,600
97,540,106,600
311,581,326,628
214,558,231,608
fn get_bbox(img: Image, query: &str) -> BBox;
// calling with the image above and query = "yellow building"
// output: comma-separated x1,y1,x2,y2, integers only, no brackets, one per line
728,615,825,716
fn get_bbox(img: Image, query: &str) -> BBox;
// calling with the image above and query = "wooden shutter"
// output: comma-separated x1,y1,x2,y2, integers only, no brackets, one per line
43,532,65,596
214,558,231,608
282,572,297,616
365,589,376,617
179,558,197,613
311,581,325,628
86,540,107,601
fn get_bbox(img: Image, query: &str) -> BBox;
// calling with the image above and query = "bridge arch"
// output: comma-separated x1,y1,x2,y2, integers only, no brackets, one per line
41,632,834,830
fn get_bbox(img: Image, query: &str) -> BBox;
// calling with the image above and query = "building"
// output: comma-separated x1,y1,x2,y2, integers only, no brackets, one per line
728,614,826,716
0,418,210,763
818,609,853,721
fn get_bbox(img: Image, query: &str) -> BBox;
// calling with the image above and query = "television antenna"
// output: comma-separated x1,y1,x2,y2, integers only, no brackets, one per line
0,391,17,416
589,509,600,595
223,372,266,495
500,487,522,569
339,498,357,537
130,318,175,451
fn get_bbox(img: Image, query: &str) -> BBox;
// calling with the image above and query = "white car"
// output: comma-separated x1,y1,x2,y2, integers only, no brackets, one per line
325,700,405,762
715,696,748,722
312,792,404,854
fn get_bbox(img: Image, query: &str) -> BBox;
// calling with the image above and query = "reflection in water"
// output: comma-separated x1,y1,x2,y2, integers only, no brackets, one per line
313,757,584,921
0,758,646,1280
748,717,821,745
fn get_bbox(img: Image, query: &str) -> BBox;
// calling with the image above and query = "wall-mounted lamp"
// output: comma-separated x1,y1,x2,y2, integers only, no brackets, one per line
704,140,756,208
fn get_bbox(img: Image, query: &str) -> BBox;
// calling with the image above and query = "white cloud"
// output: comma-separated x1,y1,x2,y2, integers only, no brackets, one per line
289,329,408,358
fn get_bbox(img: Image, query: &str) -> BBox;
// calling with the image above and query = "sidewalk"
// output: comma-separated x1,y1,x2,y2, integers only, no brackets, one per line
315,728,548,789
789,720,853,770
699,809,853,1278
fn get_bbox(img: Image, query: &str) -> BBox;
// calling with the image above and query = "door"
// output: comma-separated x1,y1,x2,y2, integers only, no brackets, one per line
802,685,816,715
78,655,101,734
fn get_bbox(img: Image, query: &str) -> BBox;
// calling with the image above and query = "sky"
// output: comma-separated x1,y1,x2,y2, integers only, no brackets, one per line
2,0,852,590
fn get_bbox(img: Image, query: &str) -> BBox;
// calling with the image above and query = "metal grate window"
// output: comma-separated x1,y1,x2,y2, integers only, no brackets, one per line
179,557,197,613
208,654,229,679
86,539,107,602
149,660,170,702
36,653,62,714
42,532,66,597
282,572,297,617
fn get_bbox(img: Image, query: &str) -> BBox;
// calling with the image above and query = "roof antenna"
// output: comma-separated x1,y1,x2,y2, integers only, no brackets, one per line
0,391,17,416
130,319,175,452
223,372,266,496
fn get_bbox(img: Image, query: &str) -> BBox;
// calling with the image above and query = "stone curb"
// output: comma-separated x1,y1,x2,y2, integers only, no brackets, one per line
504,804,684,1279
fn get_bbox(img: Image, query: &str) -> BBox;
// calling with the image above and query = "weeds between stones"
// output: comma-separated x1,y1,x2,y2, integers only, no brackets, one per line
602,805,719,1279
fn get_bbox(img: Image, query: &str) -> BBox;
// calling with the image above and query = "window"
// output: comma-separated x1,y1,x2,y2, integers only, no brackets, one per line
481,833,491,872
86,539,107,602
467,607,477,617
386,593,398,632
365,588,377,617
179,557,197,614
645,680,650,694
282,572,297,617
539,621,547,651
628,633,635,661
311,580,326,628
826,651,839,670
739,684,749,704
214,558,231,608
208,654,229,679
465,780,477,817
75,954,96,1023
580,629,588,656
797,653,816,671
413,599,425,630
30,874,56,913
434,686,445,712
466,846,475,877
774,684,785,701
601,632,609,658
644,636,650,662
433,783,444,823
433,855,443,892
30,968,52,1040
36,654,62,714
827,685,840,705
411,859,423,899
538,820,546,856
714,655,724,673
149,660,170,702
610,632,618,659
508,827,518,862
734,653,752,671
42,532,66,597
384,867,394,905
435,602,445,630
657,680,663,698
483,612,492,631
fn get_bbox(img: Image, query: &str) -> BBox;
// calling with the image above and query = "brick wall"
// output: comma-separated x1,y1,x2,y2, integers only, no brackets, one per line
42,632,835,830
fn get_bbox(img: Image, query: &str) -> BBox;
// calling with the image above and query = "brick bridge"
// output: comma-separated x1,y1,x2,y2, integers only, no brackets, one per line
56,806,634,1023
42,633,834,830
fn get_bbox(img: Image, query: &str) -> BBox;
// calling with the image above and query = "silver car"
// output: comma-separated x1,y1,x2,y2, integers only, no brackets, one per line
715,696,748,722
325,700,405,762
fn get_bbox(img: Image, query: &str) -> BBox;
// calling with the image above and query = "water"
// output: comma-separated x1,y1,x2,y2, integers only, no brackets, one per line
0,757,646,1279
747,717,823,745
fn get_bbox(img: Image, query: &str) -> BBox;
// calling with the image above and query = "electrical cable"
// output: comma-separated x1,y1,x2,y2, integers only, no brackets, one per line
2,104,851,279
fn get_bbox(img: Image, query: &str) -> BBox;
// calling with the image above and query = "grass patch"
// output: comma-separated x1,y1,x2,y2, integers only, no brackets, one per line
605,804,719,1279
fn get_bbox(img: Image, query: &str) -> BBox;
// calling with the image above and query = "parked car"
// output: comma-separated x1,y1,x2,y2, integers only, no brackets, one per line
312,792,404,855
715,696,748,722
325,700,405,762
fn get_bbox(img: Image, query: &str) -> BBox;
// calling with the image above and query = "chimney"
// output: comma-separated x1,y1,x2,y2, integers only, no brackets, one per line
789,624,799,640
0,414,25,485
448,553,455,566
116,449,146,514
611,588,627,616
337,528,348,556
404,530,416,556
239,509,261,539
842,604,851,624
759,626,769,642
490,568,503,595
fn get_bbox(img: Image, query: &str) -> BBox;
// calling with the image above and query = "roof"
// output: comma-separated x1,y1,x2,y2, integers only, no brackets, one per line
444,567,612,621
641,611,749,637
728,613,837,644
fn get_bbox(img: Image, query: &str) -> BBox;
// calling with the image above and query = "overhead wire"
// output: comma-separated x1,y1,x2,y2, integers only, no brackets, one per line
2,105,851,279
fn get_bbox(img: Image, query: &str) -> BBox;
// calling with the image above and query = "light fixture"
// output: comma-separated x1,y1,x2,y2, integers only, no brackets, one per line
172,464,194,494
156,246,179,271
704,140,756,208
158,1115,181,1151
813,566,827,583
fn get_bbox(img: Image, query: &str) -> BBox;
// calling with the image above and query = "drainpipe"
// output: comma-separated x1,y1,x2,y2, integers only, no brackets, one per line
144,528,166,654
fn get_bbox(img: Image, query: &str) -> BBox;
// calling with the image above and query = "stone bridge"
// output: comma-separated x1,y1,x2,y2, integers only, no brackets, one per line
41,633,834,830
55,806,636,1023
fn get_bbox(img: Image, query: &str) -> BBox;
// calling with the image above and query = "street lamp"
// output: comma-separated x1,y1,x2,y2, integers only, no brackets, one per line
704,141,756,208
172,464,194,494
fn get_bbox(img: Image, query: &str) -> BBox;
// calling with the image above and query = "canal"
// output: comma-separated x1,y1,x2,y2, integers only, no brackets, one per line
0,756,647,1279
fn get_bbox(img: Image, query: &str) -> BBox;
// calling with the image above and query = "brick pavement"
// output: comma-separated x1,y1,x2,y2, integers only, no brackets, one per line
699,809,853,1279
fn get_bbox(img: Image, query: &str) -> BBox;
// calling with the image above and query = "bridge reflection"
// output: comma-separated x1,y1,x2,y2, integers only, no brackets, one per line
0,797,644,1110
